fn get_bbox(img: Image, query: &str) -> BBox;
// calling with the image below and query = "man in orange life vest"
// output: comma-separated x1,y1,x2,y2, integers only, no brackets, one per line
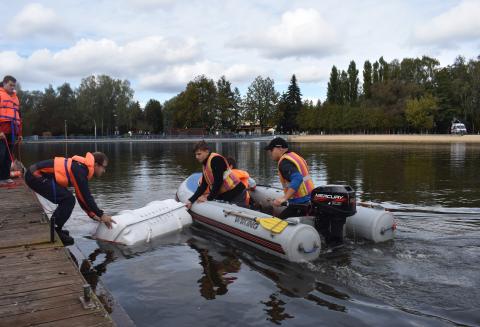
24,152,116,245
0,75,22,185
264,137,315,219
185,141,247,209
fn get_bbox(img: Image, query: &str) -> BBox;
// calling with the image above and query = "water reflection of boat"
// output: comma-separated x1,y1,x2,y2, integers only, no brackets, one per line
186,228,350,324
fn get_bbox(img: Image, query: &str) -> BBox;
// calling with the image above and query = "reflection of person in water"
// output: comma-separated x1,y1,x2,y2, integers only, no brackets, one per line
262,293,294,324
188,239,241,300
80,248,116,313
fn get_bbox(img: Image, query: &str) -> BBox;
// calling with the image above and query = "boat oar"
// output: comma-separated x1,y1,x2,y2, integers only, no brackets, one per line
256,217,288,234
223,209,289,234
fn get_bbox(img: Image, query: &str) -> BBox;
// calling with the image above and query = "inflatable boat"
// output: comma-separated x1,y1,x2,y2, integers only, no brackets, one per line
176,173,396,262
176,174,322,262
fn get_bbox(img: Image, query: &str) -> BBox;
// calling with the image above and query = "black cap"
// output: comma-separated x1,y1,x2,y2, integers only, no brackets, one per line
264,137,288,150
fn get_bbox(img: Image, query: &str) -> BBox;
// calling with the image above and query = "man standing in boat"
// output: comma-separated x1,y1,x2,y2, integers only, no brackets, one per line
185,141,247,209
24,152,116,245
264,137,314,219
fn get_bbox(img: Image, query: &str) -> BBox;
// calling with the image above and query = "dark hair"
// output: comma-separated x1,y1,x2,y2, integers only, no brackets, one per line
3,75,16,84
226,157,237,168
93,152,108,166
193,140,210,153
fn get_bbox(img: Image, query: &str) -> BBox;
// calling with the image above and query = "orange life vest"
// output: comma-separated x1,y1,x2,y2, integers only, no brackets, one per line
278,152,314,199
232,168,251,205
53,152,96,217
203,153,241,194
0,88,21,129
54,152,95,188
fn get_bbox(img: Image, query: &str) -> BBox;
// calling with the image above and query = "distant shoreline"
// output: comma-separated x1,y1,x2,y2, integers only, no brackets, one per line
288,134,480,144
21,134,480,144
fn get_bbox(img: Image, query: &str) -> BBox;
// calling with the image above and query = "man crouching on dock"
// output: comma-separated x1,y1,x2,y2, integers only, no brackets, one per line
25,152,115,245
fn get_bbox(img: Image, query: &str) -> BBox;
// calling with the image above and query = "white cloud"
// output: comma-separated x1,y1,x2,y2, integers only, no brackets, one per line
0,36,201,83
127,0,175,10
412,0,480,46
293,65,331,83
8,3,69,39
229,8,340,59
139,61,264,92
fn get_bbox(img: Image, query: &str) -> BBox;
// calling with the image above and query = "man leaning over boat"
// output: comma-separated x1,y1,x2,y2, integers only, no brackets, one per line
185,141,247,209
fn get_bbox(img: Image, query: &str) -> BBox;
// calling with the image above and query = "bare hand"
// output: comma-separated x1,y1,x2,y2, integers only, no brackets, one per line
185,200,192,210
197,194,208,203
273,196,287,207
17,135,23,142
100,214,116,229
0,132,5,140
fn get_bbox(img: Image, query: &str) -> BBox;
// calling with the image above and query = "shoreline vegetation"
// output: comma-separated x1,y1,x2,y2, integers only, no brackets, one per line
22,134,480,144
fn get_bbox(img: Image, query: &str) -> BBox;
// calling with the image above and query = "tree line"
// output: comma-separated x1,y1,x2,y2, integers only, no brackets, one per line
17,54,480,136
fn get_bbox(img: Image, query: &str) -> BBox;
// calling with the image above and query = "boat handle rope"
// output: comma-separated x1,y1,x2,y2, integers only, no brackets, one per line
380,223,397,235
298,243,319,254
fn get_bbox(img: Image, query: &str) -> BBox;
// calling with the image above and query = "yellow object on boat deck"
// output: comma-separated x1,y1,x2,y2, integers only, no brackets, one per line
256,217,288,234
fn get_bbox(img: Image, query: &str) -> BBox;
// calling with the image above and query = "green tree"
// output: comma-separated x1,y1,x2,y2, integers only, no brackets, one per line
339,70,348,105
216,76,236,131
363,60,373,99
279,74,302,133
373,61,380,84
347,60,359,104
144,99,163,133
405,94,438,132
244,76,279,132
327,66,341,104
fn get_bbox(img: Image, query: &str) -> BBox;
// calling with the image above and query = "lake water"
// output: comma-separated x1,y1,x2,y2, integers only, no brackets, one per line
20,141,480,327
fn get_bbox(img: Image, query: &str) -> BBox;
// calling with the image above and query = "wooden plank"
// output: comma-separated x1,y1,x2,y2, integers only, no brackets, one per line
33,311,114,327
0,285,78,307
0,243,62,255
0,276,81,296
0,248,66,265
0,292,82,317
0,226,52,248
0,302,103,326
1,263,79,286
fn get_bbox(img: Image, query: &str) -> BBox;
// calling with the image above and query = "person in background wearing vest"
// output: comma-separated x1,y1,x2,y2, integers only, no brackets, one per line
185,141,247,210
0,75,22,185
226,157,256,207
264,137,314,219
24,152,116,245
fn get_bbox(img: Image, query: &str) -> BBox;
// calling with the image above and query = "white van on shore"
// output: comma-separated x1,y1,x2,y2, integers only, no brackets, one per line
451,122,467,135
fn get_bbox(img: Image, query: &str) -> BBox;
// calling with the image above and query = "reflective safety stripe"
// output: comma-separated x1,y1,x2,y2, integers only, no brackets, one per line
278,152,315,199
202,152,241,194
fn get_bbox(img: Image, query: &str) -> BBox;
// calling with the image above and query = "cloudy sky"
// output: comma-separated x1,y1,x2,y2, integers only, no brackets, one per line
1,0,479,105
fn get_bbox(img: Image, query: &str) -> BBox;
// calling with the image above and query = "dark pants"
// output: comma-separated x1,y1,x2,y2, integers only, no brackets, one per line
0,137,13,180
24,170,76,229
278,203,310,219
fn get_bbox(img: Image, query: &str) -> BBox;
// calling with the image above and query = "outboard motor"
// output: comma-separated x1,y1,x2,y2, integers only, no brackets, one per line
311,185,356,247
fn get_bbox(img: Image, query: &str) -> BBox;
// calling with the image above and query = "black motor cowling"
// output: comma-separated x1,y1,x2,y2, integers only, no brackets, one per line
310,185,356,247
311,185,356,218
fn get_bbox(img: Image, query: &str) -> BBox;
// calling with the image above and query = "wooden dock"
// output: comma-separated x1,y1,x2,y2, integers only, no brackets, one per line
0,179,115,326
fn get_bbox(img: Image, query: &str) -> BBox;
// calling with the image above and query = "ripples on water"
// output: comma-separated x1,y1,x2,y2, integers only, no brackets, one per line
21,142,480,327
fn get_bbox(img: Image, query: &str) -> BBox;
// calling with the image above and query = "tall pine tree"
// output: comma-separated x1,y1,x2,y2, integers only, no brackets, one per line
279,74,302,133
363,60,373,99
347,60,359,104
327,66,340,104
